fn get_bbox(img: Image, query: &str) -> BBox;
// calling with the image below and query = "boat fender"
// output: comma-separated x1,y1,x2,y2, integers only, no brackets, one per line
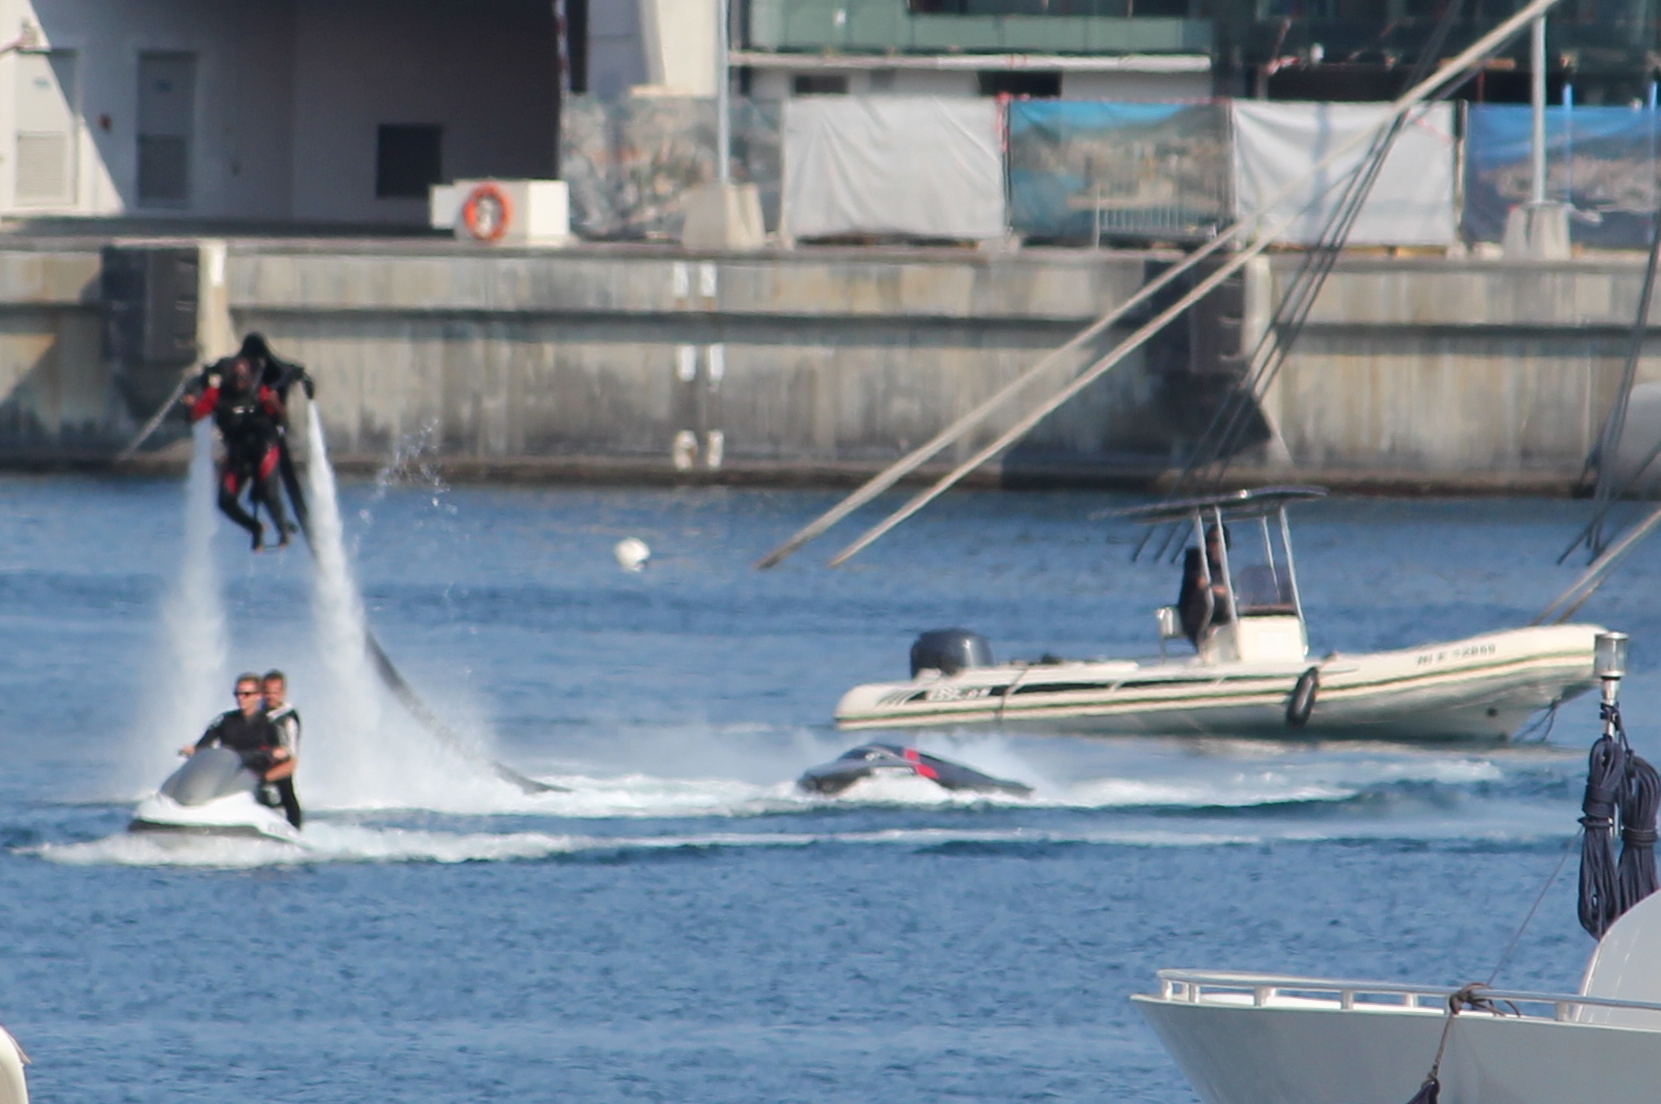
1286,666,1319,728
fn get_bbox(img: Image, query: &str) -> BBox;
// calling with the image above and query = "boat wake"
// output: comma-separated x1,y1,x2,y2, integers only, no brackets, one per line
32,728,1588,868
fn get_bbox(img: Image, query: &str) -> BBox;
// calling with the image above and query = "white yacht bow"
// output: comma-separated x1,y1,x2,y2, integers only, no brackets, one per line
1134,889,1661,1104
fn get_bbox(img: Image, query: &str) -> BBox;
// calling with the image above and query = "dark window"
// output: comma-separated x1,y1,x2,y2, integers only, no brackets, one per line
977,71,1061,97
793,74,849,95
567,0,589,93
375,124,443,199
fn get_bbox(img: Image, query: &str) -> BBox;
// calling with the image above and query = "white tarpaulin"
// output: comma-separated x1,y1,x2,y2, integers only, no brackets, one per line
783,96,1005,241
1230,101,1457,246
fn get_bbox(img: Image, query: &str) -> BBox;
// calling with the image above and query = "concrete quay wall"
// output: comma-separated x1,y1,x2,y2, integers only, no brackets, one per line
225,245,1164,480
0,240,1654,491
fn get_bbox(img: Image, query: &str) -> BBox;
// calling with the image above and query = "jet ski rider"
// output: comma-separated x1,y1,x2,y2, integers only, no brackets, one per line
178,674,296,802
261,669,303,829
186,355,293,551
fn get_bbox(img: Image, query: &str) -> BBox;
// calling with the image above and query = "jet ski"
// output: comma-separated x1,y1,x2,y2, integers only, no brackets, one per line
129,747,302,842
797,743,1033,797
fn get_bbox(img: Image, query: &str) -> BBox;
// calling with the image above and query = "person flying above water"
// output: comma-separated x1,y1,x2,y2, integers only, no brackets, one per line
237,332,315,409
179,673,295,794
187,355,293,550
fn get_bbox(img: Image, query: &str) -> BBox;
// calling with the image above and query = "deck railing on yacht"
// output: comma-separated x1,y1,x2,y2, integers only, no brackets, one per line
1150,969,1661,1024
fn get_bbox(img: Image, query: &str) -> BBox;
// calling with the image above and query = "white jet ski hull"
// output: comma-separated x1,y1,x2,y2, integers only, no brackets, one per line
129,790,300,843
835,624,1600,742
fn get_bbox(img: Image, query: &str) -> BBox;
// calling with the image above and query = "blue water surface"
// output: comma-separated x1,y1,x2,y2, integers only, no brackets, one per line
0,477,1656,1103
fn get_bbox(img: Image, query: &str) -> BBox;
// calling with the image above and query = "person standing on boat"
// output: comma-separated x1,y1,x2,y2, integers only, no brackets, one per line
261,670,303,830
1178,524,1232,646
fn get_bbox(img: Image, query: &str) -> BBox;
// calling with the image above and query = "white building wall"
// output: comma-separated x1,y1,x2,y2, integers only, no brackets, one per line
4,0,555,225
635,0,715,95
290,0,557,225
11,0,296,218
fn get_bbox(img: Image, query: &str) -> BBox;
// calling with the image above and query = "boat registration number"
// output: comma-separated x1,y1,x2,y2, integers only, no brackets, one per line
924,684,995,702
1415,642,1496,667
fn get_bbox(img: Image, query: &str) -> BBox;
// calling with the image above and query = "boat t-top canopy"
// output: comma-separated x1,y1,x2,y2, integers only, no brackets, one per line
1114,486,1328,525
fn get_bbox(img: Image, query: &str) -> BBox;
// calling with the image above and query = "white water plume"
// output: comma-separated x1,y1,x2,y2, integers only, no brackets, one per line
128,420,229,782
300,405,512,810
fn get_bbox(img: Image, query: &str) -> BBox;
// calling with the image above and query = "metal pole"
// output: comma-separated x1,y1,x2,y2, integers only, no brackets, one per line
1530,14,1546,206
716,0,731,185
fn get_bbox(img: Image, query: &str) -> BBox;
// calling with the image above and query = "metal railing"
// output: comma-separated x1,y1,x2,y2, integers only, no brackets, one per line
1147,969,1661,1026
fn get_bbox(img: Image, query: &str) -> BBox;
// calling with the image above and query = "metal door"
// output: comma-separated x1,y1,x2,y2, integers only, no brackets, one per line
137,52,195,205
14,51,77,207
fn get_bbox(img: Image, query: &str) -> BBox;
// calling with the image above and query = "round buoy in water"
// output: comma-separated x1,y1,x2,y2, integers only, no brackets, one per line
614,537,651,572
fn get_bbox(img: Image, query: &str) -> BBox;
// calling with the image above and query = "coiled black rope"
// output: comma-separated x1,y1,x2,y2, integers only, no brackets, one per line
1578,720,1626,938
1617,747,1661,916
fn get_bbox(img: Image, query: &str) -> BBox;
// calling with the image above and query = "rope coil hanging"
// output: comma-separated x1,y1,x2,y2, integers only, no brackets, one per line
1578,700,1660,937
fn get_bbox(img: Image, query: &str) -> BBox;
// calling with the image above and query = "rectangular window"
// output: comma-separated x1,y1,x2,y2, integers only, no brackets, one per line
137,52,195,206
375,124,443,199
792,74,849,95
977,71,1061,97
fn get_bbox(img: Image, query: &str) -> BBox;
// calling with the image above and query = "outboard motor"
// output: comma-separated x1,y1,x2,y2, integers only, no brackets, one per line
910,629,993,677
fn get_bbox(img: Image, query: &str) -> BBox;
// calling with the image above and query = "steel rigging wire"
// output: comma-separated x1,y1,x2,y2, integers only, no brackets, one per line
1156,0,1469,520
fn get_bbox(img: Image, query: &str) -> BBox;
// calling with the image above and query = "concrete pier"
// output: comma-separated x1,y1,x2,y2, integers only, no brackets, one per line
0,237,1656,492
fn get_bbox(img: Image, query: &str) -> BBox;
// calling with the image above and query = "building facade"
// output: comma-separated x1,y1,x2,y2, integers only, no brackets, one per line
0,0,557,224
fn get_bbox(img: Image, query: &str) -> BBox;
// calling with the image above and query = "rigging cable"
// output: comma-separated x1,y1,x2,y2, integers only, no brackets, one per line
1163,0,1469,511
1559,203,1661,561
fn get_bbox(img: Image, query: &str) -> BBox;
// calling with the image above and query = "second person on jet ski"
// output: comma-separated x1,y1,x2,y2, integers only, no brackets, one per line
261,669,303,829
187,355,293,551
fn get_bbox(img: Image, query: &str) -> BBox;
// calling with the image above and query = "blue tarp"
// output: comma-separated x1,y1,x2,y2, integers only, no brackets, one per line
1465,104,1661,248
1007,100,1228,243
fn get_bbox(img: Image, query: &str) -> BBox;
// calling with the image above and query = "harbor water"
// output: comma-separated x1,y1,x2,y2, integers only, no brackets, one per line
1,477,1658,1102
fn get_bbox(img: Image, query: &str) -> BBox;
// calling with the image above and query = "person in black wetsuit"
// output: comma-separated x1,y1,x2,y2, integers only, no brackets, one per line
238,333,315,408
261,669,303,829
1177,524,1232,647
187,355,292,550
177,674,293,790
239,332,316,537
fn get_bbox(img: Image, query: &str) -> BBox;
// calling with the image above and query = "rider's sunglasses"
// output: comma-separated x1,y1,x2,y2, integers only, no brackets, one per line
235,689,262,697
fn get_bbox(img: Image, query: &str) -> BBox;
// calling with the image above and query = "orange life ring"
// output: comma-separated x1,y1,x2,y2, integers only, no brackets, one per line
461,183,512,243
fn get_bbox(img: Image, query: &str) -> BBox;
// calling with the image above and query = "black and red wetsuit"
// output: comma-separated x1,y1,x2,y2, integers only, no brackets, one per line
189,361,292,549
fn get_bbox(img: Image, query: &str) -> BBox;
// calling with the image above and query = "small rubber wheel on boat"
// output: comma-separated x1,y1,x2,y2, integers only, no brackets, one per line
1286,666,1319,728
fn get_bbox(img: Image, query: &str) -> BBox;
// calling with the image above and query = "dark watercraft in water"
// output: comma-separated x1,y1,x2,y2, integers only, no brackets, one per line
797,743,1032,797
129,746,302,842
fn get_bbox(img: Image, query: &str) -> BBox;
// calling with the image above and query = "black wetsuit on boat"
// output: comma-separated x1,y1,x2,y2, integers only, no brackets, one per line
195,709,280,774
265,703,304,829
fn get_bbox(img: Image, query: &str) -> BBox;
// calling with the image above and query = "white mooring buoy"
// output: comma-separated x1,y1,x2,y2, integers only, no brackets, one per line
614,537,651,572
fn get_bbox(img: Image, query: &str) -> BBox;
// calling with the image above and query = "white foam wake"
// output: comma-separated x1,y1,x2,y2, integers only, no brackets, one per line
125,421,228,783
31,808,1573,869
298,405,522,811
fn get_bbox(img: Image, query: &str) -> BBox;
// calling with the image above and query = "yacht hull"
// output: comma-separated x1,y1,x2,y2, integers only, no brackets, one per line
1134,991,1661,1104
834,625,1600,741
